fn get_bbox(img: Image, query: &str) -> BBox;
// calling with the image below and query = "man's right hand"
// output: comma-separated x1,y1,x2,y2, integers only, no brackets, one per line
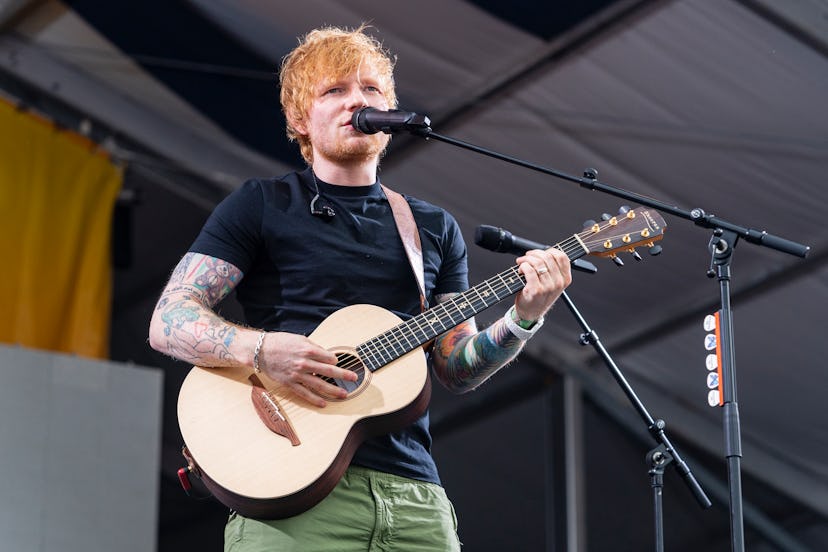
257,332,359,408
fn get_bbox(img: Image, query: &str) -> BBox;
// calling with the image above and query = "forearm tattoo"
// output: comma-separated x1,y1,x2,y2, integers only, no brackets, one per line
154,253,244,365
432,296,526,393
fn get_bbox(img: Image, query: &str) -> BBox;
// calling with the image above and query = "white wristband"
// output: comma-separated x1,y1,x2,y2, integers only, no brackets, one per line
504,306,545,340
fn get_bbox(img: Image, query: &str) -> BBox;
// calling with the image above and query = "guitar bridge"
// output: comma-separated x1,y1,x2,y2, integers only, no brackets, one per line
249,373,300,446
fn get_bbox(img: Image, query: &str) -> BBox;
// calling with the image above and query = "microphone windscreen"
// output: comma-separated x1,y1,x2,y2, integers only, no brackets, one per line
351,107,379,134
474,225,506,252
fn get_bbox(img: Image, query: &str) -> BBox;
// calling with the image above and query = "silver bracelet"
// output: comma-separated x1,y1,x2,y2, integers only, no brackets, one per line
253,330,267,373
504,306,544,340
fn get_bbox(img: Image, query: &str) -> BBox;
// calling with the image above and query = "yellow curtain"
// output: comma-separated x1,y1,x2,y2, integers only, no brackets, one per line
0,98,123,359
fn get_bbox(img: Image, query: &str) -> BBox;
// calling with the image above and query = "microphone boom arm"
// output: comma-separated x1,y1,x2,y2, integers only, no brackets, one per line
413,128,809,258
413,115,811,552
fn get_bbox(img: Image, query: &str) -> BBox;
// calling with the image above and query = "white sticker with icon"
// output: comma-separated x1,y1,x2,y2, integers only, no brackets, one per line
704,334,717,350
706,354,718,371
707,372,719,389
703,314,716,332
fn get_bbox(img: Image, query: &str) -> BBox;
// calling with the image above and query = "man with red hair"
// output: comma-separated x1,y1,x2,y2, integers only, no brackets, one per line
149,25,570,551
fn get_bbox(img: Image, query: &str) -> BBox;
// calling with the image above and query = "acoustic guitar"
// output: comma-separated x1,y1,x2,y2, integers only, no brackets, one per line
177,206,666,519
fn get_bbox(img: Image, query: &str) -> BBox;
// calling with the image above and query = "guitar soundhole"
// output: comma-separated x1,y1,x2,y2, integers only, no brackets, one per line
316,349,369,399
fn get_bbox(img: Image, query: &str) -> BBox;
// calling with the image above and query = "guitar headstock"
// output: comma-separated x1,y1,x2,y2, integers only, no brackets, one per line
578,206,667,263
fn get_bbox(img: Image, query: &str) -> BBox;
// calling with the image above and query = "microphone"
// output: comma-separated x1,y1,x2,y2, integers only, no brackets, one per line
475,225,597,274
351,107,431,135
475,225,550,256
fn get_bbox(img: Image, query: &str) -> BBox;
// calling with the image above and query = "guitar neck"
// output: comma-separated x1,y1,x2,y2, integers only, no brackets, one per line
357,234,587,371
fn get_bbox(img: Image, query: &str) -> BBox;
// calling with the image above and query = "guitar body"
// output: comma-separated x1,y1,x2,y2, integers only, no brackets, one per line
176,206,667,519
177,304,431,519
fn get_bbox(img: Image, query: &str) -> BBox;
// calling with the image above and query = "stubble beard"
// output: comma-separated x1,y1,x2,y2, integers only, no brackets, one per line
327,132,390,166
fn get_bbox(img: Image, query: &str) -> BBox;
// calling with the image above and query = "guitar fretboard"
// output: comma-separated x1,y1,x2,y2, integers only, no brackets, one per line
356,235,586,372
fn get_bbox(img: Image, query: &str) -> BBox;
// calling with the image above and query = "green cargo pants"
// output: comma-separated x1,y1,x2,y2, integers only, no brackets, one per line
224,465,461,551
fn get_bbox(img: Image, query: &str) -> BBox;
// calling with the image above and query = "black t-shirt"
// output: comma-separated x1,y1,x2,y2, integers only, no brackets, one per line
189,168,468,484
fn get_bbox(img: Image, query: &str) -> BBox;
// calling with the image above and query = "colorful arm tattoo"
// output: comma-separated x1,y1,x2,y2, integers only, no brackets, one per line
152,252,245,366
431,293,526,393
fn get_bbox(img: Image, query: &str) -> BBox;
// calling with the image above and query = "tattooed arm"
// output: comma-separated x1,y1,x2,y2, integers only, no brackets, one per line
430,295,526,394
148,252,355,408
148,252,249,367
431,247,572,394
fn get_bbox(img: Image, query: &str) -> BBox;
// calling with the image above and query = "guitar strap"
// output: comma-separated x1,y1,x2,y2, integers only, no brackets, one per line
381,185,427,313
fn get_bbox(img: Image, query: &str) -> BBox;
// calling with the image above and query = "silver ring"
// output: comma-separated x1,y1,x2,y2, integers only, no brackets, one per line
537,267,549,275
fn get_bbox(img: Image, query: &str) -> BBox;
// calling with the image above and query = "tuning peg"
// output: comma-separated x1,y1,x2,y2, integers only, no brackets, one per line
601,213,612,221
582,219,596,229
630,250,643,261
649,244,663,256
618,205,631,214
611,255,624,267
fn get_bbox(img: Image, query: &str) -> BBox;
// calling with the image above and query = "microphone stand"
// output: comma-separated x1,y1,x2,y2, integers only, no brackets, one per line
479,230,707,550
562,289,703,552
405,124,810,552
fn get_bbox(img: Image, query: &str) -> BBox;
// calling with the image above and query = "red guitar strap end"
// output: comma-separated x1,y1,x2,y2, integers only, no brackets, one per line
177,467,193,494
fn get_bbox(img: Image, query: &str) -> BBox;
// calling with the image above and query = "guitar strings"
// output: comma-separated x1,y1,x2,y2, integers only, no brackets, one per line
344,220,639,376
295,214,652,394
275,218,657,422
